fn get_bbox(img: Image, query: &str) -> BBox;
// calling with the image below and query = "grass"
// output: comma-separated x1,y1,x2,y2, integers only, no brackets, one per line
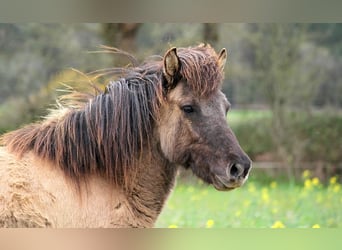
155,171,342,228
227,109,271,127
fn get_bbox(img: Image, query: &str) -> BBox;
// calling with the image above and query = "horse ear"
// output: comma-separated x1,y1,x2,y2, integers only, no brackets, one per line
163,47,180,84
218,48,228,71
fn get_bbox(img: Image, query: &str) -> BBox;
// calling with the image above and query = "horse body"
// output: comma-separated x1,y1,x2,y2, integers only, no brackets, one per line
0,147,177,227
0,44,251,227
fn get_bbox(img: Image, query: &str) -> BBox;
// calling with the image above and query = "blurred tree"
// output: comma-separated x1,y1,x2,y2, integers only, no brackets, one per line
219,23,342,109
0,24,113,132
0,24,110,104
244,24,327,181
307,24,342,108
308,23,342,56
101,23,141,53
203,23,219,47
136,23,202,56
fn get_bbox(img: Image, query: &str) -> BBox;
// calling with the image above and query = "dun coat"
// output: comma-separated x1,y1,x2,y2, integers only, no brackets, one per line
0,44,251,227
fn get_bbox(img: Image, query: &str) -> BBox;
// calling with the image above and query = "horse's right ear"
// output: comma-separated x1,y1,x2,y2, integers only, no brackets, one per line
218,48,228,72
163,47,180,85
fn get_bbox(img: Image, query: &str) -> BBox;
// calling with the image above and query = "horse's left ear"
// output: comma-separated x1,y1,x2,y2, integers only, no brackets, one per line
163,47,180,85
218,48,228,71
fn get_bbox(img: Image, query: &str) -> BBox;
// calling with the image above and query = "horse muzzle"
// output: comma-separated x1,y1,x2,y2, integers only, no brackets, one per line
212,161,252,191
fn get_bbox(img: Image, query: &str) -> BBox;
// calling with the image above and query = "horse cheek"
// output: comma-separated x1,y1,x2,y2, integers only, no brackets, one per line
158,116,178,162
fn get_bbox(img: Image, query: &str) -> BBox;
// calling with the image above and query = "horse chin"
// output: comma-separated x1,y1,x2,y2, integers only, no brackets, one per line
213,184,236,191
212,175,246,191
212,181,237,191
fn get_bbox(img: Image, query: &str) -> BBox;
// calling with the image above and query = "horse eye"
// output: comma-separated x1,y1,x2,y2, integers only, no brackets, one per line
181,105,194,113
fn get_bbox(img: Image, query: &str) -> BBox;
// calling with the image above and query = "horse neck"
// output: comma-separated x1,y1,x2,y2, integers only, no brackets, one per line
125,140,178,226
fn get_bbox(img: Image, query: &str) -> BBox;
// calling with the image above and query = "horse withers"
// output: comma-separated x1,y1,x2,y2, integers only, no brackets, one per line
0,44,251,227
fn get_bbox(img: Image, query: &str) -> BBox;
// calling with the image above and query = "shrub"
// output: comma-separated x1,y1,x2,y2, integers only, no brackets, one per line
230,110,342,164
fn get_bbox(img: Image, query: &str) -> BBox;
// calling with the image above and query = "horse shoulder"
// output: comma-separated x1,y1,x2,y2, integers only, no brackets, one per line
0,147,55,227
0,147,139,227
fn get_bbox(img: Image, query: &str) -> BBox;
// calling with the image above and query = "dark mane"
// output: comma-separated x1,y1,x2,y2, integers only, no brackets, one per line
0,44,224,189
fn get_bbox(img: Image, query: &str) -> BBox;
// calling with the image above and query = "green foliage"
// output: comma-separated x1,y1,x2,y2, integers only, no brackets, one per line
0,69,105,134
156,174,342,228
219,23,342,109
229,109,342,164
229,110,273,159
0,92,53,134
0,97,34,133
0,24,112,104
308,23,342,56
295,112,342,163
137,24,202,53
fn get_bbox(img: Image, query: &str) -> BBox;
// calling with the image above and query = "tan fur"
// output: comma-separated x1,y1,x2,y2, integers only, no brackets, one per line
0,147,176,227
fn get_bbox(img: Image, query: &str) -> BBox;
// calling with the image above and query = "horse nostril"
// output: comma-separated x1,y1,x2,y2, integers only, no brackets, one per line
228,163,244,178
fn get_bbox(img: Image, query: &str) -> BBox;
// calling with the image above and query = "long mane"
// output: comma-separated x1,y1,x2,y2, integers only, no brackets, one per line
0,44,224,189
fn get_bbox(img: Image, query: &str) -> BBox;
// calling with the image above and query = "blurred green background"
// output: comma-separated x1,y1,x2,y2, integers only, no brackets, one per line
0,23,341,227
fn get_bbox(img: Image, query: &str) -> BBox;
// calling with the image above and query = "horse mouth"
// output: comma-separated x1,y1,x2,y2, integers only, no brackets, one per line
212,175,246,191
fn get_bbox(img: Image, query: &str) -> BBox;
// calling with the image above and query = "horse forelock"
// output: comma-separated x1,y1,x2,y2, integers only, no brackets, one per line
177,45,224,97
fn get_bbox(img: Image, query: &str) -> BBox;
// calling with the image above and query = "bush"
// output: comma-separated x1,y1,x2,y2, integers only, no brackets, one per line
0,69,105,135
230,110,342,164
231,116,273,159
296,113,342,163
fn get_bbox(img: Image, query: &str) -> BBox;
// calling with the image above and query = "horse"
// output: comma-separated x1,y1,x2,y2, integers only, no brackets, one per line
0,44,251,227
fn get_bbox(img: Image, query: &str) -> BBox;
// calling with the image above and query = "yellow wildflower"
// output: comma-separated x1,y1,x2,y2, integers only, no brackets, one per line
271,208,279,214
206,219,214,228
270,181,277,189
235,210,242,217
333,184,340,193
190,195,200,201
327,218,335,226
312,224,320,228
248,183,256,193
271,220,285,228
329,176,337,185
312,177,320,186
261,188,270,203
302,170,311,179
168,224,178,228
304,179,312,190
201,190,208,196
243,200,251,208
